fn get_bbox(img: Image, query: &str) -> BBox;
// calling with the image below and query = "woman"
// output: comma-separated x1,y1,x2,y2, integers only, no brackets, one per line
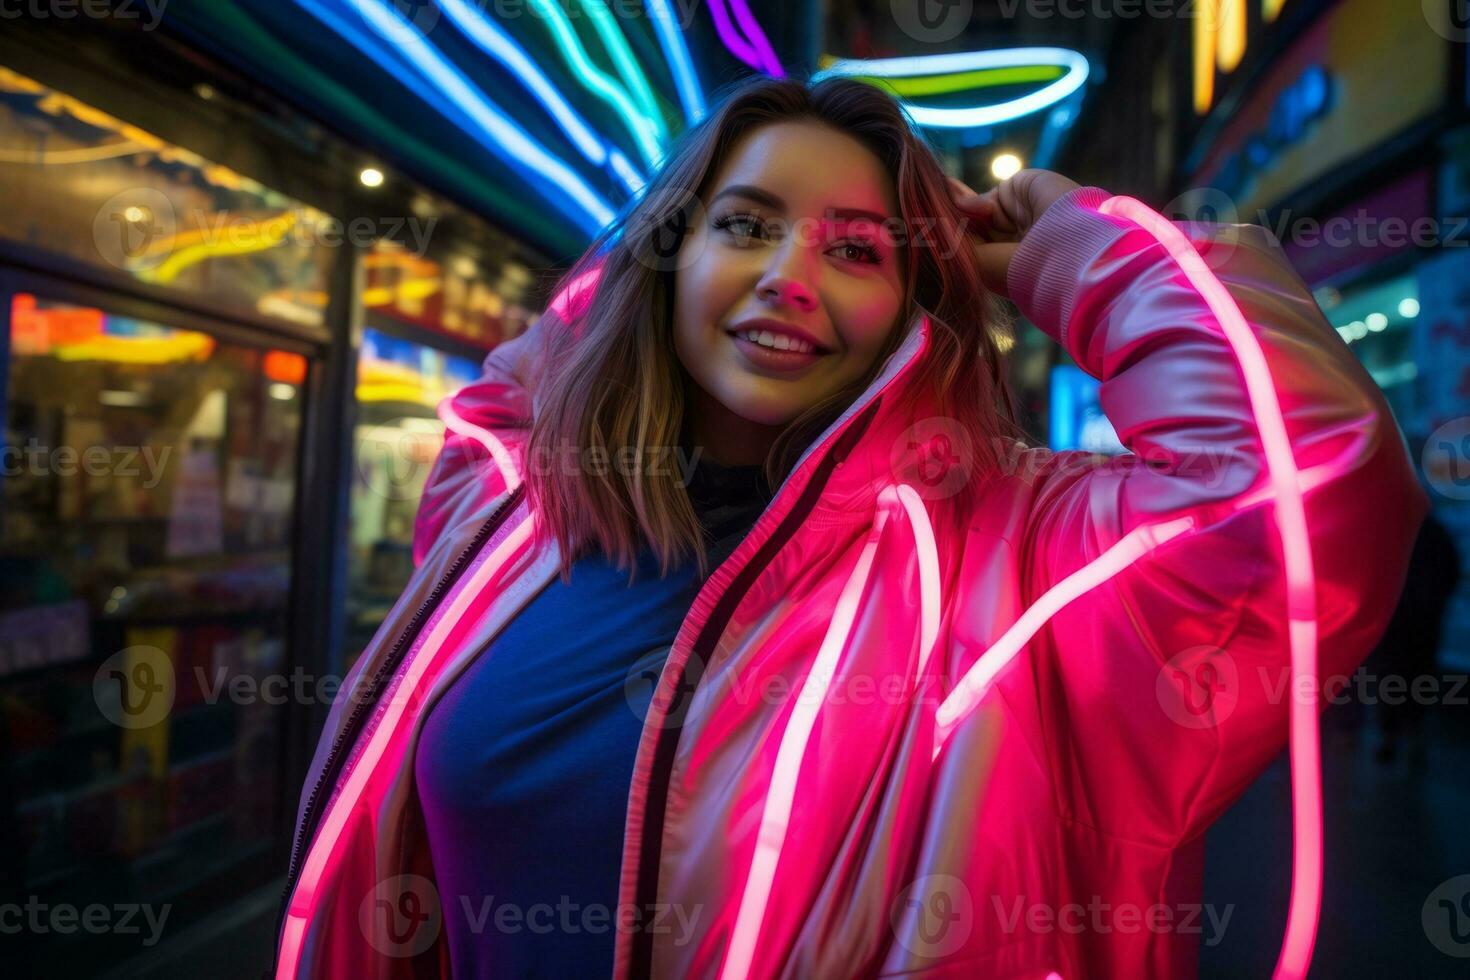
274,77,1425,979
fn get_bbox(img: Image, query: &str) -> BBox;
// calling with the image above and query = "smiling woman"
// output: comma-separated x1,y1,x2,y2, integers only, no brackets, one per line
276,75,1426,980
527,77,1024,584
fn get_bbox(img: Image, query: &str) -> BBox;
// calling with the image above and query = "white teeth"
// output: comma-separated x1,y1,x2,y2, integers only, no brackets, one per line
735,328,815,354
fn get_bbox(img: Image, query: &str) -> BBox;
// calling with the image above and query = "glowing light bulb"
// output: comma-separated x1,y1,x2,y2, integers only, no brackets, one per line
991,152,1023,180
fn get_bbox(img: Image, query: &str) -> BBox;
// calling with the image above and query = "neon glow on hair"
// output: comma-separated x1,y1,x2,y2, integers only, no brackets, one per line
275,515,537,979
314,0,616,233
1097,196,1321,980
814,48,1089,128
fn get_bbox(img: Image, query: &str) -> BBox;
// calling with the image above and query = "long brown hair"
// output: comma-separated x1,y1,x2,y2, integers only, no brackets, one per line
526,75,1023,584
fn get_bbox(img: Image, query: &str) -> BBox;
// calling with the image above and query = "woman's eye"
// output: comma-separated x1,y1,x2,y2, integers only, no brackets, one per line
832,241,881,265
714,213,763,241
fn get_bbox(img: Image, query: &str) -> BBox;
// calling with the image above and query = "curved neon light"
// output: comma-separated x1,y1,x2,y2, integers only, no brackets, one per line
718,487,901,980
707,0,784,77
933,195,1324,979
844,64,1066,99
1097,196,1321,980
815,47,1090,128
580,0,668,143
438,397,522,495
339,0,616,232
647,0,705,122
275,515,537,980
438,0,645,194
139,213,298,284
933,515,1197,754
522,0,664,166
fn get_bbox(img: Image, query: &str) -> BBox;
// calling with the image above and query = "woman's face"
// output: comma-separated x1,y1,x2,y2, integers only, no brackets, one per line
673,120,908,446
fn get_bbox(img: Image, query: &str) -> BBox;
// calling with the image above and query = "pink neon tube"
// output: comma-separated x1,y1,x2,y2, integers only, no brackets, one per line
275,517,536,979
933,514,1197,758
438,398,521,494
1098,196,1321,980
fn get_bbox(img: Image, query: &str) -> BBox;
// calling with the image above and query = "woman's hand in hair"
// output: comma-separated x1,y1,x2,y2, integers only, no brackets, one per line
947,169,1080,299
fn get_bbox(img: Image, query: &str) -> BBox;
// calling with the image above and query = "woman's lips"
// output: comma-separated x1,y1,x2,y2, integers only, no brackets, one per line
728,332,830,373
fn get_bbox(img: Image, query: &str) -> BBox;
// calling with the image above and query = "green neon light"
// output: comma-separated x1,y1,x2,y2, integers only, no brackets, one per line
579,0,668,145
527,0,663,165
847,65,1065,98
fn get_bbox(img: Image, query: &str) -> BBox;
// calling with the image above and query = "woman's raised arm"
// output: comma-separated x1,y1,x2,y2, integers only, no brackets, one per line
945,184,1427,847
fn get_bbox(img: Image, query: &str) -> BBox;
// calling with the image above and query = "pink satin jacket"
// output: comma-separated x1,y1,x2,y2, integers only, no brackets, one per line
273,187,1427,979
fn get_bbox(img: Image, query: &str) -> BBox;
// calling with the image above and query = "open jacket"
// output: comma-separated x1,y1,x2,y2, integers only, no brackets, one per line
274,187,1427,979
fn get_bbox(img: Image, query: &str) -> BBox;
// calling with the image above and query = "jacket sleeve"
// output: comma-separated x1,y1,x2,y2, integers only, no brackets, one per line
992,186,1429,846
409,315,545,566
411,262,601,565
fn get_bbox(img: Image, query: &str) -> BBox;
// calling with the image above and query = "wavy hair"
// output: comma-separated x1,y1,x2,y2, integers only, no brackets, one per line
526,75,1023,584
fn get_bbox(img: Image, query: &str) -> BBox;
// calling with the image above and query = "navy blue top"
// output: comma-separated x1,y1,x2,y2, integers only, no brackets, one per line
414,458,770,978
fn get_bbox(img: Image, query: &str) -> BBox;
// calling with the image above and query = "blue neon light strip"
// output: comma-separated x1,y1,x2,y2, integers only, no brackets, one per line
311,0,616,233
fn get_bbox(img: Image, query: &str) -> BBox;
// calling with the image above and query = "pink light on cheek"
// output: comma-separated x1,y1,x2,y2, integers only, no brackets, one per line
1099,196,1321,980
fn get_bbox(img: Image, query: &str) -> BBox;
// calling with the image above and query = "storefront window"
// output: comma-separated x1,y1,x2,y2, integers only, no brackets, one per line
0,65,335,328
362,239,536,348
344,327,480,673
1315,271,1419,425
1,293,304,973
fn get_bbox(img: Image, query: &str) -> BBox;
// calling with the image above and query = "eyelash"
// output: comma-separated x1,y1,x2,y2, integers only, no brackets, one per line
712,212,882,265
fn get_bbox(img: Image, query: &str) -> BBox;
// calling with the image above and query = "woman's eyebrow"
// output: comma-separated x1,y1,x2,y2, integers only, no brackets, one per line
710,184,892,225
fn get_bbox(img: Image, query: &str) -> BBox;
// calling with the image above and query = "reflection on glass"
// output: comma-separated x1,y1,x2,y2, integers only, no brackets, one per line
358,239,535,347
2,294,304,974
344,328,480,673
0,64,335,326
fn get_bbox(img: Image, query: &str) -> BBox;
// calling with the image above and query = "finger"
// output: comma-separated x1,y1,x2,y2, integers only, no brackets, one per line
946,175,979,203
970,241,1017,298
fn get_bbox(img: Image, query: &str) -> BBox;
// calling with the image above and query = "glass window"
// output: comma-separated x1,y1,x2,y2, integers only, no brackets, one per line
363,239,536,348
343,328,480,674
1,292,304,974
0,65,335,328
1314,270,1418,425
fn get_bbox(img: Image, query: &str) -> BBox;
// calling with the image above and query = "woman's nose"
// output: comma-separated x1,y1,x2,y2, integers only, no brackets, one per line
756,244,818,312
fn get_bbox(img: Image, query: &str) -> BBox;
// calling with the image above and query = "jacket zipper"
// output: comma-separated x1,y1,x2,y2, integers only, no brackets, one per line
626,402,880,978
277,483,527,925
